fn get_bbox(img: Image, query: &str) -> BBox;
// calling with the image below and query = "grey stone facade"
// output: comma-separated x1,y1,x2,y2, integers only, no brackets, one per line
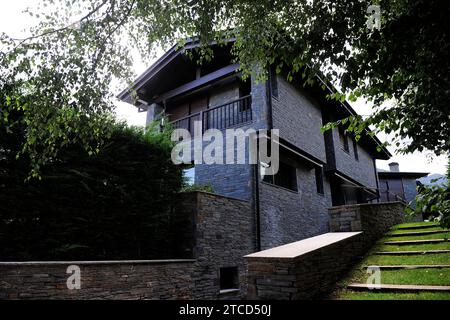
332,128,378,188
171,192,255,299
258,162,332,249
328,202,406,245
246,201,408,300
192,76,269,201
0,260,195,300
271,76,327,162
245,232,364,300
174,70,382,248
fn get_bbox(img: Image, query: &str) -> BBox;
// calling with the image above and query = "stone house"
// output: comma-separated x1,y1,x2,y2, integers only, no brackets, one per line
118,40,392,298
378,162,428,207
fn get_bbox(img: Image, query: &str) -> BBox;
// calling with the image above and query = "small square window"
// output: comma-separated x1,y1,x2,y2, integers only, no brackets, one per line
220,267,239,290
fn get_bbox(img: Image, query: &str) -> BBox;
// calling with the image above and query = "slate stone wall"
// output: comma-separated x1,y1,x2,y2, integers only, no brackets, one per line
0,260,195,300
194,75,269,201
178,192,256,299
0,192,254,300
258,161,332,250
271,76,327,162
328,201,406,245
332,128,378,188
246,232,364,300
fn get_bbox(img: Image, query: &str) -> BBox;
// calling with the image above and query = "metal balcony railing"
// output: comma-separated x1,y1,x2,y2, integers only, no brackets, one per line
170,95,252,134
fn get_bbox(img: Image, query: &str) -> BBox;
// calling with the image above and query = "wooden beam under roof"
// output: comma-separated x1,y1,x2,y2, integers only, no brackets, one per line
154,64,239,103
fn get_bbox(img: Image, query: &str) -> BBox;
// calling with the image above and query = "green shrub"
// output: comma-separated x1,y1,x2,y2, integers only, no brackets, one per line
410,159,450,229
0,120,184,260
181,184,214,193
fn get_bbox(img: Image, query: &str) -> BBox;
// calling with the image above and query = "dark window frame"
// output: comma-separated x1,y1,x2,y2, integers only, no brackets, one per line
269,67,278,98
262,160,298,192
353,139,359,161
219,267,239,291
339,127,350,153
315,167,324,195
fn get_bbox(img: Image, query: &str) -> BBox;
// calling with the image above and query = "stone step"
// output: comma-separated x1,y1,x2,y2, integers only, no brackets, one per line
347,283,450,292
384,239,450,245
361,265,450,270
395,224,439,230
375,249,450,255
388,230,449,237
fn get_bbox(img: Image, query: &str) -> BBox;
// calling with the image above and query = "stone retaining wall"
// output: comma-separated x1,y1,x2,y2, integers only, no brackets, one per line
245,232,363,300
176,192,255,299
0,191,254,300
328,201,406,245
0,260,195,300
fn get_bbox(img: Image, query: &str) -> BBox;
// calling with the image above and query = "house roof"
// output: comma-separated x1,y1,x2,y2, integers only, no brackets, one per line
117,38,236,105
117,39,391,159
378,171,429,179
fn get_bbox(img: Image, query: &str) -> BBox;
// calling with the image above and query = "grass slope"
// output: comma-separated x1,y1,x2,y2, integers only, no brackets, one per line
331,222,450,300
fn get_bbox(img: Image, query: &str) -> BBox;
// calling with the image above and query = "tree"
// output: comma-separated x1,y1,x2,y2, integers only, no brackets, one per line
412,160,450,229
1,0,448,176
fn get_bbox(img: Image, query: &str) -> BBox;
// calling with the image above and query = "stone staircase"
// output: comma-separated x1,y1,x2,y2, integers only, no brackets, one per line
344,222,450,295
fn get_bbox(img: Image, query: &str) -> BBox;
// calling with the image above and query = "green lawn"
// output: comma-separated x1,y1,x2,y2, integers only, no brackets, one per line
388,227,446,235
381,232,450,241
364,253,450,266
349,268,450,285
392,222,440,229
381,242,450,251
331,221,450,300
336,290,450,300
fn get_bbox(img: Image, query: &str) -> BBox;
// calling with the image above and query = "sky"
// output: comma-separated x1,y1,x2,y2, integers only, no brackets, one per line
1,0,448,175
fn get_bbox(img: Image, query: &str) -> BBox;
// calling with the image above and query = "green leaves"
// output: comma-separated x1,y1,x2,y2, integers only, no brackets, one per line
411,159,450,229
0,122,183,260
1,0,449,176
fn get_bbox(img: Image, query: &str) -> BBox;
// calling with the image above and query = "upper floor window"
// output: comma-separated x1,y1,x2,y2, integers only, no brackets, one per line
239,79,251,98
269,67,278,98
339,127,349,153
262,160,297,192
239,79,252,112
315,167,324,194
353,139,359,161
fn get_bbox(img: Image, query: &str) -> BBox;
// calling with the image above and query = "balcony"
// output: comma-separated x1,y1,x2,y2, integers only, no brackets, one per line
171,95,252,134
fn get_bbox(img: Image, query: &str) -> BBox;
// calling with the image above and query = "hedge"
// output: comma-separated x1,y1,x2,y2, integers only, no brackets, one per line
0,122,184,260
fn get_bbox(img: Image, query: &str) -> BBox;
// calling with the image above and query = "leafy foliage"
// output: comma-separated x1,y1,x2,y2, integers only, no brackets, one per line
1,0,449,175
181,183,214,193
0,119,184,260
412,160,450,229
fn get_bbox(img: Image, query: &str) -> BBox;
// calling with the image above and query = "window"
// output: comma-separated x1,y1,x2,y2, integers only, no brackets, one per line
239,78,251,98
339,127,349,152
262,161,298,192
239,79,252,112
182,165,195,186
315,167,324,194
353,139,359,160
220,267,239,291
269,67,278,98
